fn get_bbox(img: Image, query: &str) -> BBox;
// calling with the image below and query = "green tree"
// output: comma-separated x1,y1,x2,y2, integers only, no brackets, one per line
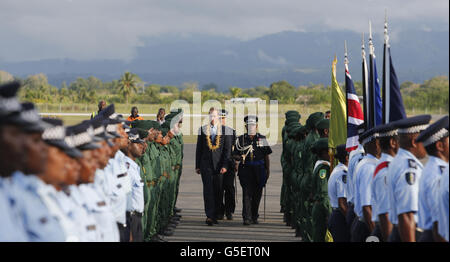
118,72,139,104
229,87,242,98
268,80,296,103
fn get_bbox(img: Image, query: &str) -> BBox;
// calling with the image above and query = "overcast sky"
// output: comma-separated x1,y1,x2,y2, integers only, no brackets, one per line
0,0,448,62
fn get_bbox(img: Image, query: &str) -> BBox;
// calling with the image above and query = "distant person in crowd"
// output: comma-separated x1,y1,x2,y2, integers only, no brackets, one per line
91,100,107,119
325,110,331,120
127,107,144,122
156,108,165,125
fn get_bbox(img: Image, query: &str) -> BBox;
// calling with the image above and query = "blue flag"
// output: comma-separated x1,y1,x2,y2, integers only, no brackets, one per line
372,57,383,126
388,48,406,121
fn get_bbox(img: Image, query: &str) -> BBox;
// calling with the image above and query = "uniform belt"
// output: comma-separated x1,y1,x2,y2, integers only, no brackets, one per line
130,211,143,217
117,173,127,178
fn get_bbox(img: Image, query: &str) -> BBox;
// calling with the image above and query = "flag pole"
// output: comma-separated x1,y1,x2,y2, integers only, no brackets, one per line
368,20,375,129
361,33,369,130
382,9,390,124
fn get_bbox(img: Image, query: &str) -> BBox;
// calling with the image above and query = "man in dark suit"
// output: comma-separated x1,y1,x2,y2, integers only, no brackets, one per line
196,107,232,226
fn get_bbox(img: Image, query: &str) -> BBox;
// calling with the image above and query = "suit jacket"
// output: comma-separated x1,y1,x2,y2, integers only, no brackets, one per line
196,125,232,173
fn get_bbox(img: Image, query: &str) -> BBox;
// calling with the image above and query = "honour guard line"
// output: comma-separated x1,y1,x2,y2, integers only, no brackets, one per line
0,80,184,242
280,12,448,242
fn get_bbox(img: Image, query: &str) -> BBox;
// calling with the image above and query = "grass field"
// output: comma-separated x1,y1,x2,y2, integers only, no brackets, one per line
38,103,448,144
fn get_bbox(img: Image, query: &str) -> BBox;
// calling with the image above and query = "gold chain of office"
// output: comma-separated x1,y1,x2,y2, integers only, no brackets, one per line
206,124,222,151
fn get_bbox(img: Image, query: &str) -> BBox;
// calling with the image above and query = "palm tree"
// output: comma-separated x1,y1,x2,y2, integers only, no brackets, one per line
229,87,242,98
118,72,138,104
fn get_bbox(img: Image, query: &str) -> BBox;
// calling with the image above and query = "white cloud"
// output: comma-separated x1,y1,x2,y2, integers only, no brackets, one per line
0,0,447,62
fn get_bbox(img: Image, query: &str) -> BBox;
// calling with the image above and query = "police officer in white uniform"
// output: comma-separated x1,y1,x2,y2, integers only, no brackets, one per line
415,116,449,242
370,121,400,242
386,115,431,242
124,128,146,242
436,165,449,242
352,127,380,242
327,144,350,242
346,124,366,235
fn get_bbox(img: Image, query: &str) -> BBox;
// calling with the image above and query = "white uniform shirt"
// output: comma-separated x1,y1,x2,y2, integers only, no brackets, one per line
79,184,119,242
354,153,378,218
124,156,144,213
105,150,132,225
437,166,449,241
347,144,365,204
371,153,394,222
328,163,348,209
418,156,448,230
387,148,424,225
0,178,28,242
67,185,100,241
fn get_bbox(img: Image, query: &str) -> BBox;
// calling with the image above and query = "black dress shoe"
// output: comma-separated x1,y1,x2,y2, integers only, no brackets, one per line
213,219,219,224
174,207,182,213
162,228,174,236
216,215,224,220
251,219,259,225
243,220,251,225
226,214,233,220
206,218,214,226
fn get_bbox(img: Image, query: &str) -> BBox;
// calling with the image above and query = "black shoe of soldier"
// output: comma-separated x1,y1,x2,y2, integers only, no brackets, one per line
213,219,219,224
216,215,224,220
226,214,233,220
206,218,214,226
251,219,259,225
174,207,182,213
243,220,251,225
162,228,174,236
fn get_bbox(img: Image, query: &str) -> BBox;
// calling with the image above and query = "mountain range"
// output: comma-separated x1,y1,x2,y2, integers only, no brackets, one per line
1,30,448,91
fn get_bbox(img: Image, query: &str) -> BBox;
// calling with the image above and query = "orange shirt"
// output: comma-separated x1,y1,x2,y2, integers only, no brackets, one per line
127,115,144,122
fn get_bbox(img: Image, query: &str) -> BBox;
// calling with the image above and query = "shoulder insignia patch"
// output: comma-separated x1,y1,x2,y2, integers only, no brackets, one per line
319,169,327,179
405,172,416,185
408,159,417,169
439,166,446,174
342,174,347,184
39,217,48,224
126,162,130,170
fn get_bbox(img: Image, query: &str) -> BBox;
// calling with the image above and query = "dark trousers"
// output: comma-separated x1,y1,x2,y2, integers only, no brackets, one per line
117,222,127,242
418,229,434,242
351,219,371,242
370,223,384,242
346,203,356,236
388,225,424,242
328,209,350,242
200,167,223,219
239,165,263,221
126,211,144,242
219,169,236,216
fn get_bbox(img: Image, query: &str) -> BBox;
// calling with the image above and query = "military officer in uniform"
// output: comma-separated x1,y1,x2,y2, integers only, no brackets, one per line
387,115,431,242
233,115,272,225
416,116,449,242
327,144,350,242
310,138,331,242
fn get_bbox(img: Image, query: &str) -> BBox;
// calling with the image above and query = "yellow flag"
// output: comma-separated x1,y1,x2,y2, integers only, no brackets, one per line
329,56,347,149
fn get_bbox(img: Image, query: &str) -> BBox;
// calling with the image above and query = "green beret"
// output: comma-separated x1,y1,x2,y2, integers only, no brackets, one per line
161,127,169,137
131,120,152,130
316,118,330,130
287,122,302,137
285,110,300,119
306,112,324,130
312,138,329,153
137,128,149,139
